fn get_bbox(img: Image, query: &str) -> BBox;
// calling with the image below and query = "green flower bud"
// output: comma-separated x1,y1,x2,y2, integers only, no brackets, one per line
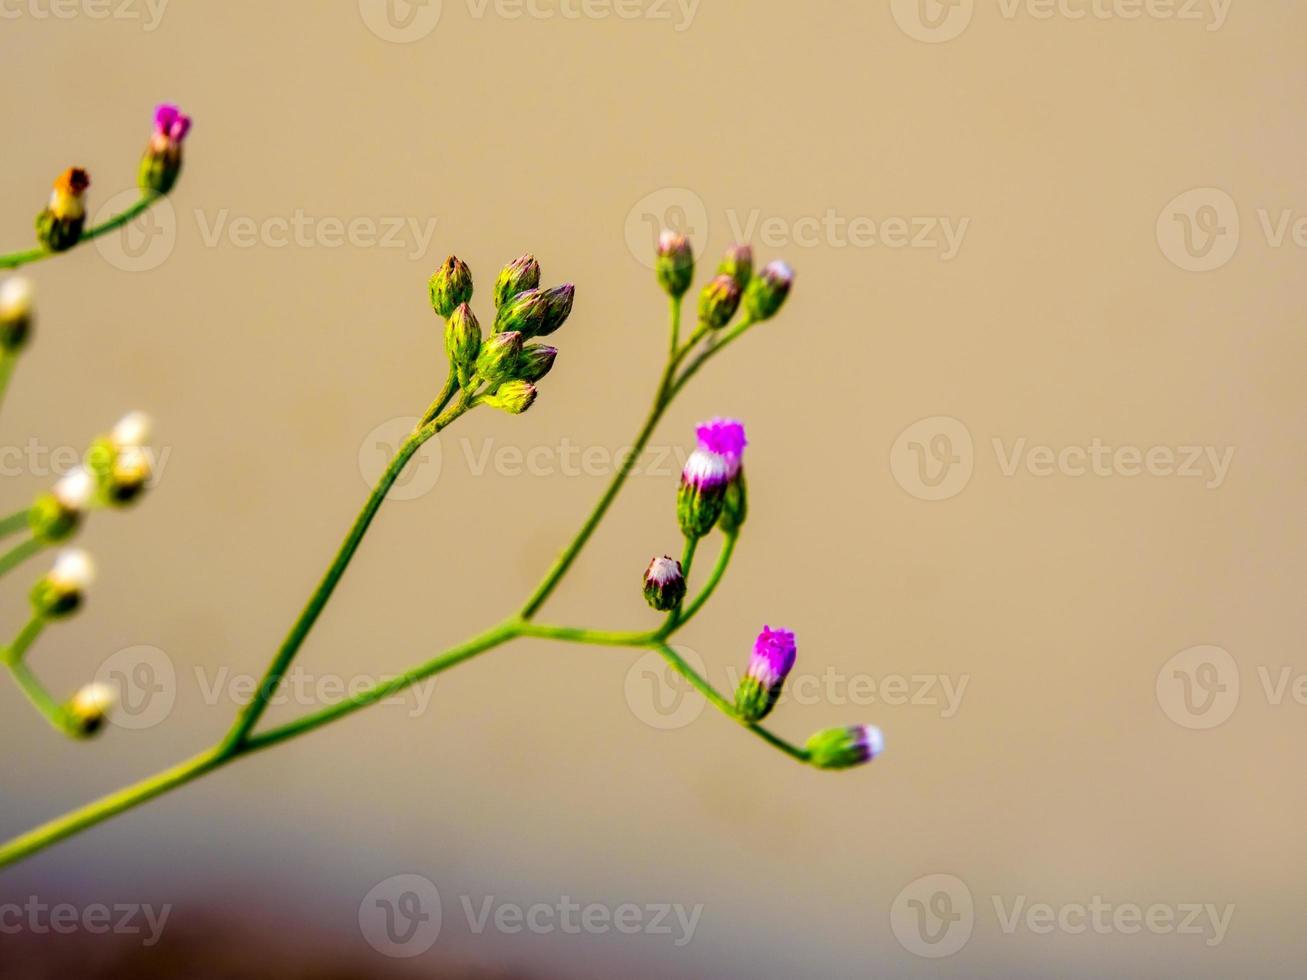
429,256,474,318
483,380,538,415
535,284,575,338
474,330,523,385
138,104,192,196
743,260,795,322
87,438,151,506
35,168,90,253
445,303,482,388
29,468,94,544
806,725,884,770
719,470,747,534
65,682,114,738
717,243,753,290
0,276,34,353
30,549,95,620
494,288,550,337
642,556,686,612
514,344,558,383
494,254,541,309
699,274,742,329
655,230,694,298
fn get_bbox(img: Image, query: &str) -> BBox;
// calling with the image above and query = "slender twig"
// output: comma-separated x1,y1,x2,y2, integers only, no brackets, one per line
0,508,31,539
0,536,44,580
0,194,160,270
666,531,737,635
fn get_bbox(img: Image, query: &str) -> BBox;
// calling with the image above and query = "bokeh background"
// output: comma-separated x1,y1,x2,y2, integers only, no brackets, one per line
1,1,1304,976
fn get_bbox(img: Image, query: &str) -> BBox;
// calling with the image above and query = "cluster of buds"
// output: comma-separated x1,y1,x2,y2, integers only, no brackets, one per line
430,254,575,415
656,233,794,329
29,412,156,544
0,276,34,354
34,168,90,253
138,103,193,196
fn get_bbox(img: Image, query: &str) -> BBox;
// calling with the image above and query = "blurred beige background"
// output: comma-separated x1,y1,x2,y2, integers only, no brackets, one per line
1,1,1304,976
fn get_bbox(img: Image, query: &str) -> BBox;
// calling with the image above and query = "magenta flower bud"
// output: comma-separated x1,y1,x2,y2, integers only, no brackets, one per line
677,418,747,539
536,283,575,338
642,555,686,612
514,343,558,383
744,260,794,321
698,274,742,330
655,230,694,299
139,104,192,195
806,724,885,770
734,626,796,722
717,243,753,290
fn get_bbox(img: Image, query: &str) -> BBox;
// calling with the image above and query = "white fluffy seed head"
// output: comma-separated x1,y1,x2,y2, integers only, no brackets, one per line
52,467,94,510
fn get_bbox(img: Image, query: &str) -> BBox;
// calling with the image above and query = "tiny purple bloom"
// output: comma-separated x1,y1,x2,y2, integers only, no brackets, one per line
154,104,192,144
849,725,886,763
694,417,747,477
748,626,797,687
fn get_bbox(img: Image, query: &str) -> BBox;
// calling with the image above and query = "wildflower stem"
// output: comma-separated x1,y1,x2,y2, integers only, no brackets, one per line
220,396,474,752
0,508,31,539
665,531,737,635
0,536,44,580
6,661,71,736
4,615,46,664
0,193,161,270
420,371,458,426
0,352,17,417
669,296,682,353
517,622,654,647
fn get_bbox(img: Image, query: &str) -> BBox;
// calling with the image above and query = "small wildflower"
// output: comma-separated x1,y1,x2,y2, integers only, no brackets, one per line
35,168,90,252
88,413,155,506
494,288,550,337
642,556,686,612
429,256,474,318
514,344,558,383
806,724,885,770
483,380,537,415
735,627,797,723
535,283,575,338
139,103,192,195
494,255,542,309
655,230,694,299
717,243,753,290
695,418,747,479
699,274,742,330
30,548,96,619
110,411,153,449
66,682,115,737
474,330,523,385
743,260,794,322
30,467,93,543
445,303,482,388
0,276,34,353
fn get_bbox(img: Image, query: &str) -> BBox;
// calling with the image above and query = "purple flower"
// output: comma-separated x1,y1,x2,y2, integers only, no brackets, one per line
154,104,192,145
694,417,747,477
734,626,797,722
678,418,747,538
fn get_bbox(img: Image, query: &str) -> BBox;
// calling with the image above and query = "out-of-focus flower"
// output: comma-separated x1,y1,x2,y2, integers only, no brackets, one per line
805,724,885,770
139,103,192,195
30,548,96,619
0,276,34,353
66,682,115,737
655,231,694,299
743,260,794,322
35,168,90,252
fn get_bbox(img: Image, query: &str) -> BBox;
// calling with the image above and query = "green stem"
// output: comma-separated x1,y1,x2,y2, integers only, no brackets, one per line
0,536,44,579
420,371,458,426
0,352,17,417
6,661,70,736
220,399,472,751
668,295,682,354
0,194,160,270
670,316,755,399
517,622,653,647
665,532,736,634
0,508,32,539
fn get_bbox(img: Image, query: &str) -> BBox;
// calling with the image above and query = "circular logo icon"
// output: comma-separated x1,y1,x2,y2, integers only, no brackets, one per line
891,0,975,43
624,187,710,271
1156,644,1239,730
358,0,442,42
623,645,708,731
95,645,177,730
358,417,442,500
359,874,442,958
93,189,177,273
890,416,974,501
891,873,974,958
1156,188,1240,272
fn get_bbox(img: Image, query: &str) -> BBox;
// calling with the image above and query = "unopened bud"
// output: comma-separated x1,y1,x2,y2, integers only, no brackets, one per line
474,330,523,385
698,274,742,329
642,555,686,612
719,469,747,534
677,419,747,540
514,344,558,383
743,260,794,322
717,243,753,290
806,724,884,770
494,288,549,337
445,303,482,388
494,254,541,309
138,103,192,196
735,626,796,723
30,548,95,619
35,168,90,252
30,467,93,543
483,380,537,415
0,276,34,353
655,231,694,298
535,283,575,338
66,682,114,737
89,440,151,506
429,256,474,318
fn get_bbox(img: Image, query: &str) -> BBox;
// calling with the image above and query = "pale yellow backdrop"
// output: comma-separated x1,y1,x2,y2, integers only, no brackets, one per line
1,1,1304,977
